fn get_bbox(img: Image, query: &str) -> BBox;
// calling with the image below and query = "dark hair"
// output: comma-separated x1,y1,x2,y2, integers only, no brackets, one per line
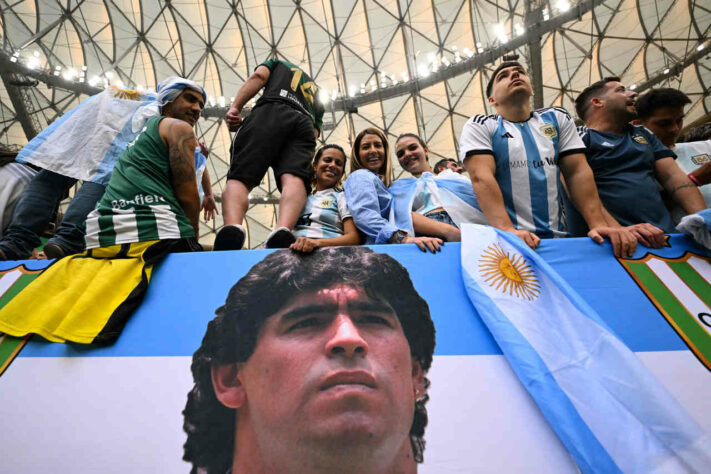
486,61,524,98
635,88,691,120
433,158,457,174
396,133,427,149
349,127,393,186
312,144,347,189
574,77,620,122
183,246,436,473
680,122,711,143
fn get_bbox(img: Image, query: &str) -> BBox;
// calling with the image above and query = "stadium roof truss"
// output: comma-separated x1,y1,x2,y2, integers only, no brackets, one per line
0,0,709,247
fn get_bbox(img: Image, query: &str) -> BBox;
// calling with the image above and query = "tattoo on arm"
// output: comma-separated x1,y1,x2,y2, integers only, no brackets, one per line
670,183,694,196
167,121,196,182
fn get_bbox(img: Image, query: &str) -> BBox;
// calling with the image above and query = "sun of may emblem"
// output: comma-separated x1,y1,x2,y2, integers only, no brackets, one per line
479,243,541,300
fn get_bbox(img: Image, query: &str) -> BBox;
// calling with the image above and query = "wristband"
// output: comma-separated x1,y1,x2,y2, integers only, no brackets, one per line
388,230,408,244
688,172,701,186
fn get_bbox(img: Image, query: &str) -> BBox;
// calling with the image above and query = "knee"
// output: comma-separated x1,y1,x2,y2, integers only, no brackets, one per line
280,173,305,190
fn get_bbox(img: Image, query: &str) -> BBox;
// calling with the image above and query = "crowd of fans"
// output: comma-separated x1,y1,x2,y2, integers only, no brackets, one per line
0,59,709,262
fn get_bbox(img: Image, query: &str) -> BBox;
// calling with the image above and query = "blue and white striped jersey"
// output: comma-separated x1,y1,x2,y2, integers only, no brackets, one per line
459,107,585,238
294,188,352,239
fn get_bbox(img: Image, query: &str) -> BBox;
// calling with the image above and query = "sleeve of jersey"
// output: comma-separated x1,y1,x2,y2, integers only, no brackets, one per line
337,192,352,220
557,110,587,158
344,171,398,244
459,117,494,162
258,58,278,71
647,129,677,160
314,95,325,134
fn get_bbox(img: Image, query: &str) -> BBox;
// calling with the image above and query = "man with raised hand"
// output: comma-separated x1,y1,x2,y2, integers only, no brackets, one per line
459,61,636,257
573,78,705,244
184,246,435,474
218,58,325,250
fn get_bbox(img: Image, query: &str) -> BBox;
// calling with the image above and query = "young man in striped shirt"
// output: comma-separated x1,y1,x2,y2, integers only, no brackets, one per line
459,61,637,257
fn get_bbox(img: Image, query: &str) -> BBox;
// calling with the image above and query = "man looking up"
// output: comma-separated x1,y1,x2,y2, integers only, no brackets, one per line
459,62,636,256
634,88,711,221
573,78,705,240
218,58,325,250
433,158,463,175
184,246,435,473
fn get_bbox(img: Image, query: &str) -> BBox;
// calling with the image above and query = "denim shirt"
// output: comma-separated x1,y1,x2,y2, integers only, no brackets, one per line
344,170,399,244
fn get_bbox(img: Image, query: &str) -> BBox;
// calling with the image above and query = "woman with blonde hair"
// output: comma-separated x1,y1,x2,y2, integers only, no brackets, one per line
344,127,448,252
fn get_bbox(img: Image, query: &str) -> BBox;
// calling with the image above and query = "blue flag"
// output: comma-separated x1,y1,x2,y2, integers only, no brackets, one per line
460,224,711,473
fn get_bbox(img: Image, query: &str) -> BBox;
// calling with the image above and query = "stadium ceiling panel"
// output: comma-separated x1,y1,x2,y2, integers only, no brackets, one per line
0,0,709,247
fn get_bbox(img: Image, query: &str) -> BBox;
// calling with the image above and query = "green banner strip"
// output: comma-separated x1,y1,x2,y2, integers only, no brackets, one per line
0,269,44,374
0,272,41,310
627,261,711,366
0,334,31,377
668,261,711,309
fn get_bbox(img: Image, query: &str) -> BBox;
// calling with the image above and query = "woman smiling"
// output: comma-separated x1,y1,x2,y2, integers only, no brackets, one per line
344,128,444,253
290,145,360,253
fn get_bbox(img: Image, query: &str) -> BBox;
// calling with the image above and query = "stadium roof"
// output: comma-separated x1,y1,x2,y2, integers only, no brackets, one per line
1,0,709,247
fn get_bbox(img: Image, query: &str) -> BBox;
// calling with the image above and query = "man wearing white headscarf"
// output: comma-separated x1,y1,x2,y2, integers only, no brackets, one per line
0,78,209,346
0,77,206,261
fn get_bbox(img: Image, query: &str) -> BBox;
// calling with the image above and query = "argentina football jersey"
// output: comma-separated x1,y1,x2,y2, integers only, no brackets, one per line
293,188,351,239
459,107,585,237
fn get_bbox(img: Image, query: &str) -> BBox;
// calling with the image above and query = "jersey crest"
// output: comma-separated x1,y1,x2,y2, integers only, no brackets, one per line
632,135,649,145
691,153,710,166
539,122,558,140
318,197,334,208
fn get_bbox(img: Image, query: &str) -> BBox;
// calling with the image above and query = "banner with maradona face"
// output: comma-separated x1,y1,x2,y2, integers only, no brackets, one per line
0,234,710,473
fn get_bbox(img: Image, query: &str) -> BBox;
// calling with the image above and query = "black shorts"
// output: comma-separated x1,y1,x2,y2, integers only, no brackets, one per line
228,101,315,192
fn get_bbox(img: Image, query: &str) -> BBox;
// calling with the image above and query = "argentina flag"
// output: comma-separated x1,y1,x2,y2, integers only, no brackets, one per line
460,224,711,473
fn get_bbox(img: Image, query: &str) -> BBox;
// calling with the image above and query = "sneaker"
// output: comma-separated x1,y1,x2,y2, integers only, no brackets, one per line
265,227,296,249
213,225,246,251
43,242,67,260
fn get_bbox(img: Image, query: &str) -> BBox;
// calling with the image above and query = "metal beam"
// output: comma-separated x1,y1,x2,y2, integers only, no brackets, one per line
525,0,545,109
0,70,41,140
634,40,711,93
0,0,605,116
0,49,103,96
327,0,606,111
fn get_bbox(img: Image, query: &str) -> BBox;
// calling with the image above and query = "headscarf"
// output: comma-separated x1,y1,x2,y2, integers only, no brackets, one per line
130,76,206,135
16,77,208,185
156,76,207,107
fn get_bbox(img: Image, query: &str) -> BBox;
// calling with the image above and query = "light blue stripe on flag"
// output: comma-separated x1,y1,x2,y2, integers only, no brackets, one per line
460,224,711,473
16,94,100,162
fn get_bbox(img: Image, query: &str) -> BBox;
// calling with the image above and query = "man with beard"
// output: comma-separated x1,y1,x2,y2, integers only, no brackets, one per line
573,78,704,239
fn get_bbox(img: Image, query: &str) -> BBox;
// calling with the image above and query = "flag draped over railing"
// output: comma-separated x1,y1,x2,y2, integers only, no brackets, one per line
460,224,711,473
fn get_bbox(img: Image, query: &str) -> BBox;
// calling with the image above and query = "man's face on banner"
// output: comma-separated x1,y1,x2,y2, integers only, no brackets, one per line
225,284,424,452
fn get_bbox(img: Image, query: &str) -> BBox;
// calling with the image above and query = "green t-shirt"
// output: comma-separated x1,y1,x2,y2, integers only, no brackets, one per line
257,58,325,133
84,116,194,249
